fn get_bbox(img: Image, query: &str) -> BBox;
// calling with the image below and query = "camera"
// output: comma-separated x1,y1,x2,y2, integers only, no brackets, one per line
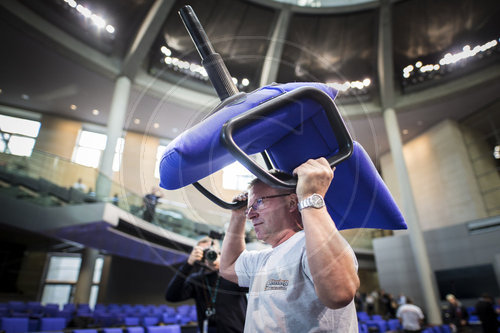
202,247,218,263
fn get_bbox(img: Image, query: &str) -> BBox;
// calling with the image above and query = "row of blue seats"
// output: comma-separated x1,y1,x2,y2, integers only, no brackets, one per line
1,312,196,329
0,302,196,319
358,322,453,333
0,316,181,333
1,301,190,313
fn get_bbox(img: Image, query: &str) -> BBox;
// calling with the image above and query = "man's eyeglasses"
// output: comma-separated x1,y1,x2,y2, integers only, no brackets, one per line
245,193,292,215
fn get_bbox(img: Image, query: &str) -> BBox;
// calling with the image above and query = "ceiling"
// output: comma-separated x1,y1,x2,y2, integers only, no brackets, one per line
0,0,499,165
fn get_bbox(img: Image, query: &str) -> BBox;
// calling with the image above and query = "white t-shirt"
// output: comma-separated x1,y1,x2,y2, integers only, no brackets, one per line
396,304,424,330
235,231,358,333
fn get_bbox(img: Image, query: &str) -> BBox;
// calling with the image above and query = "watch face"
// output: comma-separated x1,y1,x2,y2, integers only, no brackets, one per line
311,194,324,208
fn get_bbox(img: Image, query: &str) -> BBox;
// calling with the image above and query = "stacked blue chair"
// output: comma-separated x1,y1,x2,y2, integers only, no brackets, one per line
126,327,145,333
73,330,98,333
40,317,66,332
0,317,29,333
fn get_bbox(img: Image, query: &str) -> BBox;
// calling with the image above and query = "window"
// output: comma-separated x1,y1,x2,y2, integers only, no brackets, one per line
72,130,124,171
222,161,255,191
41,254,104,308
0,114,41,156
154,144,167,178
72,130,107,168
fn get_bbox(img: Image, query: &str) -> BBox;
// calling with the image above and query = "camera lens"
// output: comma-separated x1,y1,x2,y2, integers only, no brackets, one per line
203,248,218,263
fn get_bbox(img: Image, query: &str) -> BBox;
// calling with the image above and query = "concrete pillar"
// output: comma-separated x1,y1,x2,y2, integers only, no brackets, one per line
383,108,442,324
259,6,291,86
95,76,131,198
74,247,99,304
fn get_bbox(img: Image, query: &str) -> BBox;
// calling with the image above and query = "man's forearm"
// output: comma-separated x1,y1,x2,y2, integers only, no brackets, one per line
302,207,359,309
220,213,247,283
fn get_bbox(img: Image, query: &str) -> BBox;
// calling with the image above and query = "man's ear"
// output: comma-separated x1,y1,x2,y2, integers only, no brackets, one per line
289,193,298,212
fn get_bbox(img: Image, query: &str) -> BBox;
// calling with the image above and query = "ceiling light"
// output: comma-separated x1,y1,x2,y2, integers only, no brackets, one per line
363,78,371,87
232,77,238,85
172,128,179,133
70,104,77,110
415,61,422,68
402,129,409,135
92,109,99,115
21,94,30,100
494,145,500,159
105,25,115,34
76,5,91,18
0,88,3,94
133,118,140,125
90,14,106,29
242,78,250,87
153,123,160,129
160,46,172,56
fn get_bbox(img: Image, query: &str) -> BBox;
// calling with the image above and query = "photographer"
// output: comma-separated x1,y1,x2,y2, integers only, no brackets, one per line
165,236,247,333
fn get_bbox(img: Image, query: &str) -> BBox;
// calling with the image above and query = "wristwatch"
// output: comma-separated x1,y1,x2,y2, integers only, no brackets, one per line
298,193,325,211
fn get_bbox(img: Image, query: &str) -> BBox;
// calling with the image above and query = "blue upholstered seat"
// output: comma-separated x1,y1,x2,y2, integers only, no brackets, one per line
40,317,66,331
146,325,181,333
0,317,29,333
159,82,406,230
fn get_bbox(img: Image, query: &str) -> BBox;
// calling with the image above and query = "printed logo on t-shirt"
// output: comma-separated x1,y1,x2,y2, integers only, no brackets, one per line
264,279,289,291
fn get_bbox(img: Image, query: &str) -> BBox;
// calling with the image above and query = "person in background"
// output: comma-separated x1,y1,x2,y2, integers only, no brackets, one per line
475,293,499,333
72,178,87,192
443,294,469,333
396,298,424,333
111,193,119,206
142,186,162,222
220,158,359,332
165,237,247,333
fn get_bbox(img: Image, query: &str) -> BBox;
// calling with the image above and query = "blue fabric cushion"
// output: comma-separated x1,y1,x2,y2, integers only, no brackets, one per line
159,82,406,230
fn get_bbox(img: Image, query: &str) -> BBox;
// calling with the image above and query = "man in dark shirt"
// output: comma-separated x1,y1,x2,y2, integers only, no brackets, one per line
475,294,499,333
165,237,247,333
143,187,162,222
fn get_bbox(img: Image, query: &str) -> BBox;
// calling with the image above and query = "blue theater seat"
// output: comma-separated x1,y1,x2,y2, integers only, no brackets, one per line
159,82,406,231
0,317,29,333
40,317,66,331
126,327,145,333
102,328,123,333
146,325,181,333
142,316,159,326
124,317,140,326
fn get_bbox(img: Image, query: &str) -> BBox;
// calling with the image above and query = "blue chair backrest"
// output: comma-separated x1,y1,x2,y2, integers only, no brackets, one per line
1,317,29,333
143,316,159,326
159,82,406,231
40,317,66,331
358,323,368,333
127,327,145,333
124,317,140,326
146,325,181,333
387,318,402,330
73,329,98,333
